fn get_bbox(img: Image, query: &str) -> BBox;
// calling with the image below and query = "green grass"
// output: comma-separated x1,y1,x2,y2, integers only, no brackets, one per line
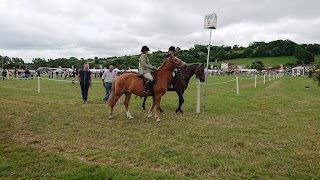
314,55,320,64
1,75,320,179
211,56,297,67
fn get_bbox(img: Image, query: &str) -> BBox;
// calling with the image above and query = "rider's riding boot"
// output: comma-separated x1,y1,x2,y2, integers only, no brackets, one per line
143,80,152,95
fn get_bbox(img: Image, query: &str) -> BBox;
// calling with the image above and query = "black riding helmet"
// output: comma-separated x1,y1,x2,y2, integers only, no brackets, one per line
141,46,150,52
169,46,176,52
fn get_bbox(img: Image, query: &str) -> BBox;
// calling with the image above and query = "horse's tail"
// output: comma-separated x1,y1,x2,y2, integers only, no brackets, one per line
108,80,116,106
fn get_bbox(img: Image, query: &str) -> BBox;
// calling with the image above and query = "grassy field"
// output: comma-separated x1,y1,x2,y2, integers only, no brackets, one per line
1,74,320,179
210,56,297,67
314,55,320,65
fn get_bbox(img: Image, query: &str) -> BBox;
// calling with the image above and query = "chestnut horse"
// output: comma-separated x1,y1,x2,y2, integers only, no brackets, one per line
107,57,187,123
142,63,205,113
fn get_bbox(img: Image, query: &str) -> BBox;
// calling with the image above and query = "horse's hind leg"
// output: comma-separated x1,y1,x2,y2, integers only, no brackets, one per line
148,96,156,118
142,96,148,110
108,94,121,120
176,90,185,113
154,95,162,123
124,92,133,120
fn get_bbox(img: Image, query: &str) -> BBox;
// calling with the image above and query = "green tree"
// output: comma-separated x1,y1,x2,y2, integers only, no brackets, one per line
306,44,320,55
300,51,314,64
270,47,282,57
283,40,296,56
294,46,314,64
242,48,253,58
255,46,269,57
251,61,264,71
32,58,47,69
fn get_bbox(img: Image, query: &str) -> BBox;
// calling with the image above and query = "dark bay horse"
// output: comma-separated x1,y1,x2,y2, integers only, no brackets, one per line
107,57,187,123
142,64,205,113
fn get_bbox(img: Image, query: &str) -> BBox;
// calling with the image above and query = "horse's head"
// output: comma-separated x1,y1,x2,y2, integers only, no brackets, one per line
195,63,205,82
169,57,187,69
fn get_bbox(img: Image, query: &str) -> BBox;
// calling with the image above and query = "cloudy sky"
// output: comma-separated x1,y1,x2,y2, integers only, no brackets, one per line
1,0,320,63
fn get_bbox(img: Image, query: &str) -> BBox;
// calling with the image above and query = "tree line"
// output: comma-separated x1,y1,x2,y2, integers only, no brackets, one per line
1,39,319,70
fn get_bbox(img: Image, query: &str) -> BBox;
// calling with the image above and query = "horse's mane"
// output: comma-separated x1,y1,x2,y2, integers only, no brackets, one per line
157,57,171,70
188,64,199,68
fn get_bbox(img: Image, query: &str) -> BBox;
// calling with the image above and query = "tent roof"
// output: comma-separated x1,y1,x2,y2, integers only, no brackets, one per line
292,66,304,70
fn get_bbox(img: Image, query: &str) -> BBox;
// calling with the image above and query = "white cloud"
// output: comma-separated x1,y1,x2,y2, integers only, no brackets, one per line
0,0,320,63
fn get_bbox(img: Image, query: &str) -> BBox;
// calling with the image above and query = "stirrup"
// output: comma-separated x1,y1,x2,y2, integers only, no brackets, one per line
143,90,151,95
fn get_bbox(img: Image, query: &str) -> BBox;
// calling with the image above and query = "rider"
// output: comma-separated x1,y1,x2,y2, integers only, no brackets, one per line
164,46,177,90
139,45,157,95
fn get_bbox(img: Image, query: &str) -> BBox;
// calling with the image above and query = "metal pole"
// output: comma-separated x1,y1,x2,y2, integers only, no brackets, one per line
196,79,200,113
202,29,212,111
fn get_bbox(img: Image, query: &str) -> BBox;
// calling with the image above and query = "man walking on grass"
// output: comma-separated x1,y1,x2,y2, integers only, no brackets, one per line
101,65,116,103
78,63,92,104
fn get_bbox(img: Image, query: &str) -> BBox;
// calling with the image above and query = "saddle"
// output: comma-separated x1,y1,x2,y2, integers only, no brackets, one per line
137,71,156,85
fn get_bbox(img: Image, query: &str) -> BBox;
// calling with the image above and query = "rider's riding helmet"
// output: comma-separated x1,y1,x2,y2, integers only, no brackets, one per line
141,46,150,52
169,46,176,52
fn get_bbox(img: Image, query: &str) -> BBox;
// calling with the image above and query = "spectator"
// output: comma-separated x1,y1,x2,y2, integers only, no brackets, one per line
101,65,116,103
2,69,7,80
25,69,30,80
78,64,92,103
71,70,76,84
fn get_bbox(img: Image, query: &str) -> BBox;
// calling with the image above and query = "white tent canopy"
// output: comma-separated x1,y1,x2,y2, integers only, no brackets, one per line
292,66,305,76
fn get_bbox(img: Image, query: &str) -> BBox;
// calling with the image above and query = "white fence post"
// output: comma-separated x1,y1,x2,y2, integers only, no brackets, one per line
38,76,40,94
254,75,257,88
236,77,239,95
273,74,275,80
264,74,266,84
269,73,271,81
196,79,200,113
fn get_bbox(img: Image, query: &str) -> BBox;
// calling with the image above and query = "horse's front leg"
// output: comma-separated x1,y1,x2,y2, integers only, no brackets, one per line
148,96,155,118
176,90,185,113
124,92,133,120
154,95,162,123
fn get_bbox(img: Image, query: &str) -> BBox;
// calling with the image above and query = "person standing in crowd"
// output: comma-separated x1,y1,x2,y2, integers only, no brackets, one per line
2,69,7,80
78,64,92,103
64,70,68,79
101,65,116,103
71,70,76,84
24,68,30,80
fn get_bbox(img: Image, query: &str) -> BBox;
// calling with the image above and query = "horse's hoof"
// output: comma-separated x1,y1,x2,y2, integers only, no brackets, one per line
109,115,113,120
160,109,164,113
176,109,179,113
128,116,134,120
148,114,152,118
156,118,161,123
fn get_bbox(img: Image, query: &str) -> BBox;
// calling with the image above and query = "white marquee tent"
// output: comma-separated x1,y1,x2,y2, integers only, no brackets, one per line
292,66,305,76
